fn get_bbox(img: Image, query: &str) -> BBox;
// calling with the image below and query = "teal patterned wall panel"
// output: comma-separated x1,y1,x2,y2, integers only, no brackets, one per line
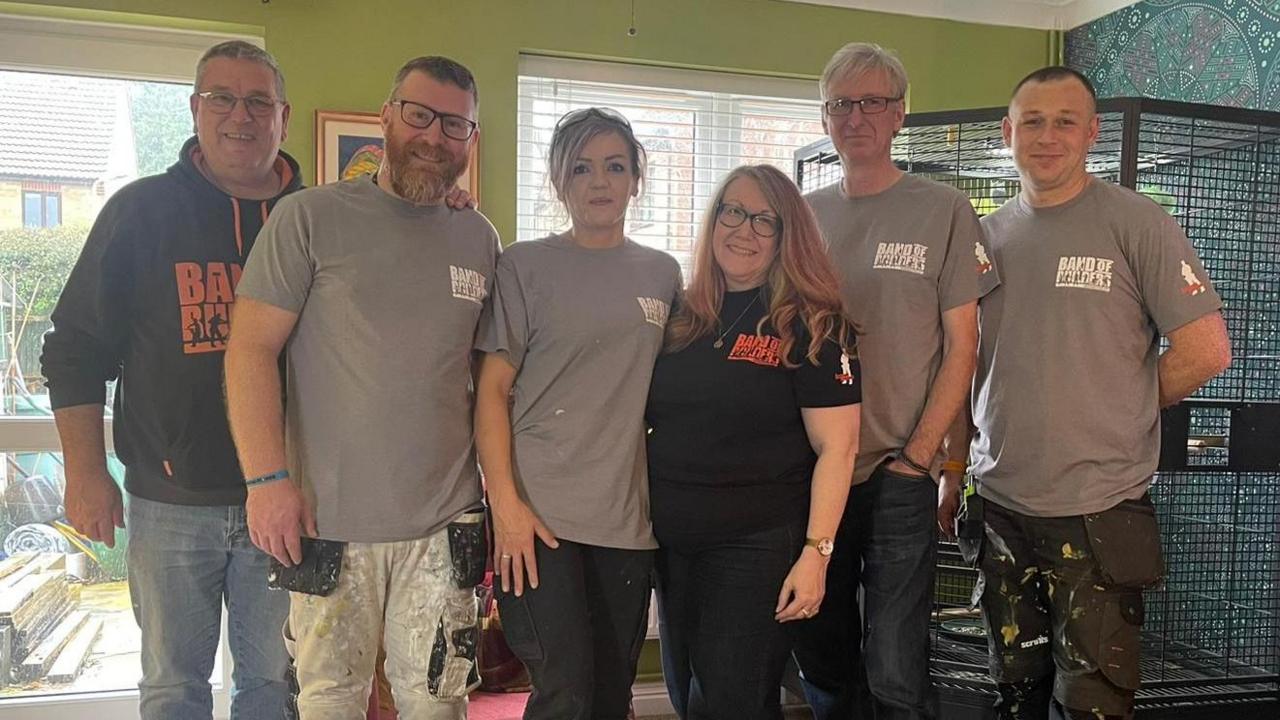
1067,0,1280,109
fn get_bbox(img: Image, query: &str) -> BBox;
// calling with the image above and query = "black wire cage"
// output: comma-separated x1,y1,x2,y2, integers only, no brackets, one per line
795,98,1280,719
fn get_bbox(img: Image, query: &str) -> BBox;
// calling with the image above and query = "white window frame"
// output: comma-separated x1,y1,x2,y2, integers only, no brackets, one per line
0,12,261,720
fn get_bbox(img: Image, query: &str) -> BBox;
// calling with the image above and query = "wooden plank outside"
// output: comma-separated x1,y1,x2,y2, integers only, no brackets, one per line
14,610,87,682
0,555,35,584
46,617,102,684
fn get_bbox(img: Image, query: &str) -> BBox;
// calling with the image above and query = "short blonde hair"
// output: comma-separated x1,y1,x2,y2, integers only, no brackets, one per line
820,42,908,100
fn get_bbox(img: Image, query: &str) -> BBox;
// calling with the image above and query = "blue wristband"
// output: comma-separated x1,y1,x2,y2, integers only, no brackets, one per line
245,469,289,488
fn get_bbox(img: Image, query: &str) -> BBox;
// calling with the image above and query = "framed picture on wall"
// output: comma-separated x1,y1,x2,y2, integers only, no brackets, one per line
314,109,481,204
315,110,383,185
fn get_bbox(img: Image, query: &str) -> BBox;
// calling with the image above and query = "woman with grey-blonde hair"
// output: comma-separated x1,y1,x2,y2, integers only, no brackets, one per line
474,107,681,720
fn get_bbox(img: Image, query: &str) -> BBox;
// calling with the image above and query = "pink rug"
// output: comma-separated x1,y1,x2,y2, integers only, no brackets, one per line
366,689,529,720
468,690,531,720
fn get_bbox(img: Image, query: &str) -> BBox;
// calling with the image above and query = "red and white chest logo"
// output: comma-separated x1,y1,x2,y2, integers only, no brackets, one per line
727,334,781,367
1179,260,1206,296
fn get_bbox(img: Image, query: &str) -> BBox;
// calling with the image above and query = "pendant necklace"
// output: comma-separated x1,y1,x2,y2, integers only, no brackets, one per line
713,293,761,349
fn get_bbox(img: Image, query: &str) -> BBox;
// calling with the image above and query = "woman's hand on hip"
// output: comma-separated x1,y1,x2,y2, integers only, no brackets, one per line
491,496,559,597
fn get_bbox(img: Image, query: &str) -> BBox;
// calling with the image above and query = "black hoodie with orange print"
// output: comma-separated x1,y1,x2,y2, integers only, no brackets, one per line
42,136,303,506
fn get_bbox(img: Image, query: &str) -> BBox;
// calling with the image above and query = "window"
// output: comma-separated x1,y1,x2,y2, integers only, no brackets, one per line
0,11,259,717
0,66,192,709
517,56,826,276
22,191,61,228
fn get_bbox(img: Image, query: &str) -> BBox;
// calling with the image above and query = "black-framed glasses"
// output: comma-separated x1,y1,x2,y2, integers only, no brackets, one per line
823,96,903,116
555,106,632,132
390,99,478,141
196,91,283,118
716,203,781,238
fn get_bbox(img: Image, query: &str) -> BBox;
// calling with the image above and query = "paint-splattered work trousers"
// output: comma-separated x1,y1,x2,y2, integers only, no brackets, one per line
286,510,486,720
972,495,1163,719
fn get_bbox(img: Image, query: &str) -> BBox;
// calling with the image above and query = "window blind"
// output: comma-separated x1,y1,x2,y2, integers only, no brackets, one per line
517,56,826,276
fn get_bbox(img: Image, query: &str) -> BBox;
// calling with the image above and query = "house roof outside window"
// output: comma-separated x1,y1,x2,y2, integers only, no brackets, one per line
0,70,137,188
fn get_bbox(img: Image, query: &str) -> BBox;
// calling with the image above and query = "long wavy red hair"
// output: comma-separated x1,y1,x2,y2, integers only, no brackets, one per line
665,164,852,366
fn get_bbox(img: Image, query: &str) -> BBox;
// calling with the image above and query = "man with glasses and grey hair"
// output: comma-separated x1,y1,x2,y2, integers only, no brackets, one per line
225,55,497,719
791,42,1000,720
42,40,300,719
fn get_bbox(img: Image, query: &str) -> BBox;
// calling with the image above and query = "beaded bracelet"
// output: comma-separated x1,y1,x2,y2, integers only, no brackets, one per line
245,469,289,488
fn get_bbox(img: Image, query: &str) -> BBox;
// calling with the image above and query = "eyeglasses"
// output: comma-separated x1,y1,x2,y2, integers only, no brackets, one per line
390,99,478,141
555,107,632,132
823,96,903,116
716,203,781,238
196,91,283,118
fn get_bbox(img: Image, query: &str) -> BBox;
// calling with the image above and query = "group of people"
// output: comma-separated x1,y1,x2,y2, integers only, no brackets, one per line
40,34,1230,720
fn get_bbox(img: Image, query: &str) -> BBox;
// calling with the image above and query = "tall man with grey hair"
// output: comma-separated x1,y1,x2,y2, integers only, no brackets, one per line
226,55,497,719
792,42,999,719
970,66,1229,720
42,41,300,718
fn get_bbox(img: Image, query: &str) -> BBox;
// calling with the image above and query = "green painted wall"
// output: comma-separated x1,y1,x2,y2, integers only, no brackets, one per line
9,0,1050,242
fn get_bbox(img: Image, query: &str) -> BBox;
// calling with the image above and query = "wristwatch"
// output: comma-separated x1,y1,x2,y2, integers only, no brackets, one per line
805,536,834,557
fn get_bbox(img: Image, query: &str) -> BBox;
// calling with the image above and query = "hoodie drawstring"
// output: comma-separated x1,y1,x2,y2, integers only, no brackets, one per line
231,197,244,257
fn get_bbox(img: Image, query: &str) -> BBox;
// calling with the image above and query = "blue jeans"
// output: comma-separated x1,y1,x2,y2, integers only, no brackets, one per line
126,493,290,720
792,465,940,720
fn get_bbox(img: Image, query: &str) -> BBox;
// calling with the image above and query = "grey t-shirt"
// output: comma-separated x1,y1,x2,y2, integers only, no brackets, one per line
237,176,500,543
808,174,999,484
973,179,1222,517
476,234,681,550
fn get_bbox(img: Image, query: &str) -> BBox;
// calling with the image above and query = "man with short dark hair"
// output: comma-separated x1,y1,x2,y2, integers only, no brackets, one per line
225,55,496,719
969,65,1231,720
42,40,300,719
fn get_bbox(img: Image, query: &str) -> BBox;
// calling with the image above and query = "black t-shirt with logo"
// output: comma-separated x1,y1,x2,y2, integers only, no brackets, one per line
645,287,862,547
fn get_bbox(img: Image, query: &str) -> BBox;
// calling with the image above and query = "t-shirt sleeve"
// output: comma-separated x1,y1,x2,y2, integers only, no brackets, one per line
1127,208,1223,335
237,194,315,313
793,333,862,408
475,252,531,369
938,196,1001,311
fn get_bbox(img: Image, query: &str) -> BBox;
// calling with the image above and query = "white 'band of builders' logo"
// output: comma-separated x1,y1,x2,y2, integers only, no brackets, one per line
1055,256,1113,292
873,242,928,275
637,297,671,328
450,265,488,305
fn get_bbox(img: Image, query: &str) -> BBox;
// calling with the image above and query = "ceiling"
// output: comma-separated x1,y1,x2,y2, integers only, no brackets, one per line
782,0,1141,30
